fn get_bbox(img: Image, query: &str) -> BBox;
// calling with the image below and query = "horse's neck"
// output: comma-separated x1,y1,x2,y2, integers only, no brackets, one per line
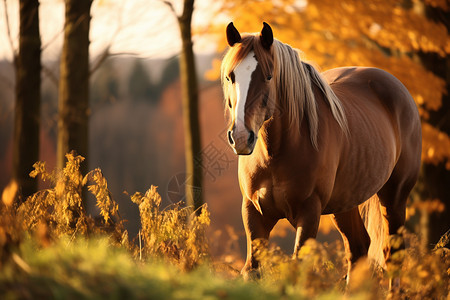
260,105,304,158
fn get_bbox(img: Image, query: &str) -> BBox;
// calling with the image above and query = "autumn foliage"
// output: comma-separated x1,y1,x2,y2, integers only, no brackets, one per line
207,0,450,169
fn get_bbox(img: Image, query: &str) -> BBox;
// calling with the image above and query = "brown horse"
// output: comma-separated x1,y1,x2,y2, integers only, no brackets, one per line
221,22,421,281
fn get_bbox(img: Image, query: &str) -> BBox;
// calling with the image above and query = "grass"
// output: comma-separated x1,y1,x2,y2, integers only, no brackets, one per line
0,237,292,300
0,154,449,299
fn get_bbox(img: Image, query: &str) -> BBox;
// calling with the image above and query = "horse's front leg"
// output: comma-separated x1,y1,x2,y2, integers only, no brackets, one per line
241,198,277,280
292,197,321,258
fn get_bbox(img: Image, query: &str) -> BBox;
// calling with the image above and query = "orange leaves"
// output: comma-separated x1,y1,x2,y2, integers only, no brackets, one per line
424,0,449,11
410,198,445,214
422,122,450,169
369,13,449,57
204,58,222,81
1,180,18,208
304,0,450,57
376,55,446,114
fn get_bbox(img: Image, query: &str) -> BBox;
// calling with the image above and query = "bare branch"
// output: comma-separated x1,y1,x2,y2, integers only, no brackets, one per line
89,0,128,76
2,0,17,59
90,51,142,76
90,46,110,75
42,6,90,54
162,0,177,16
108,52,140,57
41,27,64,52
42,65,59,87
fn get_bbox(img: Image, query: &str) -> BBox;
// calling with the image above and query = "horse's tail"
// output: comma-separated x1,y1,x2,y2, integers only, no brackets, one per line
358,195,386,268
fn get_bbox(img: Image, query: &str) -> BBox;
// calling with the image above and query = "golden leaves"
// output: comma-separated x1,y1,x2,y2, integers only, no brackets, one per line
385,231,450,299
305,0,450,57
422,123,450,168
204,58,222,81
19,152,124,240
424,0,449,11
85,168,118,225
1,180,18,208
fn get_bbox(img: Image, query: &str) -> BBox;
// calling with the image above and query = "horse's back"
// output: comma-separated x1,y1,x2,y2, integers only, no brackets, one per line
323,67,420,123
324,66,421,144
322,67,421,211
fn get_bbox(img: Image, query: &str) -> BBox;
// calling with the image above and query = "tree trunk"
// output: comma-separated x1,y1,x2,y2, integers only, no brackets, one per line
57,0,92,177
178,0,203,212
417,3,450,245
418,53,450,246
13,0,41,203
57,0,92,224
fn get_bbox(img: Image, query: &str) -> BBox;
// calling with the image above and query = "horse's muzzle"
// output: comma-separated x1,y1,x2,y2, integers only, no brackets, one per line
227,127,256,155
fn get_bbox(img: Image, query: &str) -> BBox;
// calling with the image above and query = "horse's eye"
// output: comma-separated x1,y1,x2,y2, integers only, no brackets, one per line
228,72,235,84
267,75,272,81
228,98,232,108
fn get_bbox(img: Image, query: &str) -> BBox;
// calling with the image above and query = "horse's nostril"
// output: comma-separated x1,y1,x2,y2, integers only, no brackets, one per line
228,130,235,145
248,131,255,145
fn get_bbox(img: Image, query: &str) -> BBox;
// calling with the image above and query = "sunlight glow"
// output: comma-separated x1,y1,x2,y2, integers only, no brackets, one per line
0,0,220,61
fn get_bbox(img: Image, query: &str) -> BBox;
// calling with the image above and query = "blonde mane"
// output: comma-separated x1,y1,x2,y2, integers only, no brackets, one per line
222,34,349,149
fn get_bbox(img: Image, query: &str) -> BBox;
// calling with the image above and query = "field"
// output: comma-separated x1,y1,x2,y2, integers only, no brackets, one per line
1,154,449,299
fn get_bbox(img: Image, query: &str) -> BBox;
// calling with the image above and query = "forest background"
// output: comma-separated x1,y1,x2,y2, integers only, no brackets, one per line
0,0,449,258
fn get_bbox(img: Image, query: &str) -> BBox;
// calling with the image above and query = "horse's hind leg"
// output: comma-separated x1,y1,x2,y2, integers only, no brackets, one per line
377,156,419,260
331,207,371,283
377,171,416,290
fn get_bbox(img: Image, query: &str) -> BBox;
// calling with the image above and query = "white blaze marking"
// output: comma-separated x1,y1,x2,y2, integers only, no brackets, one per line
234,51,258,132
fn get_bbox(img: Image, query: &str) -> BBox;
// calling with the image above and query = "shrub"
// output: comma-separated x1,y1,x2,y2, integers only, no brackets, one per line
131,186,210,269
19,152,125,245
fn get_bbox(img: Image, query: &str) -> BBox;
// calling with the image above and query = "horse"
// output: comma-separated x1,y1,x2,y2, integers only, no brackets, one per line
221,22,422,282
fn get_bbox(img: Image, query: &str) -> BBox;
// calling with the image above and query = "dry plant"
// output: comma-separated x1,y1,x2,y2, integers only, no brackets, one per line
18,152,126,245
1,153,448,299
1,152,212,273
253,238,348,298
386,230,450,299
0,181,22,268
250,229,449,299
130,186,210,270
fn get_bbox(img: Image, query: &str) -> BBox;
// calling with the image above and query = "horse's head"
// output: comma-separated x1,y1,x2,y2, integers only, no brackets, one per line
222,22,276,155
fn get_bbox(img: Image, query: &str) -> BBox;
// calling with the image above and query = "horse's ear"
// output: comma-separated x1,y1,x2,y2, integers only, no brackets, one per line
226,22,241,47
260,22,273,50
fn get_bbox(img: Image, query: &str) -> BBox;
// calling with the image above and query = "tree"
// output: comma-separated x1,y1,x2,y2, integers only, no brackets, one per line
90,59,119,109
128,59,153,103
12,0,41,202
413,2,450,245
156,56,180,101
214,0,450,244
57,0,92,178
165,0,203,213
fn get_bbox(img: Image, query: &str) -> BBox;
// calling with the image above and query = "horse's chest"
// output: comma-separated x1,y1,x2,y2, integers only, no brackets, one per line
239,162,309,220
